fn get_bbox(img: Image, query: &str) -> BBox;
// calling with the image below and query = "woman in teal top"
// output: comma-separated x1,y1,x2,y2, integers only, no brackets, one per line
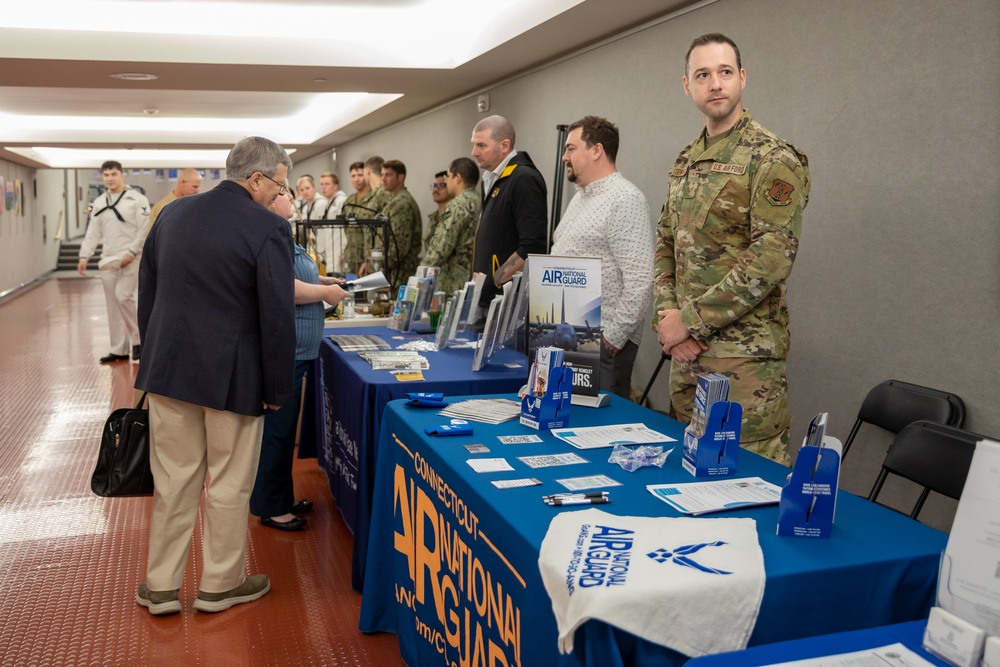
251,190,348,531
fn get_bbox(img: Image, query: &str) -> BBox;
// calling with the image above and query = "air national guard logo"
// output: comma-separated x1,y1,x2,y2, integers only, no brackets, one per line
647,541,733,575
766,179,794,205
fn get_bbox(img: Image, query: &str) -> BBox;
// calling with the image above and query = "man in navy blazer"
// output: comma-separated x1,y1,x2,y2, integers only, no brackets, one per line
134,136,296,615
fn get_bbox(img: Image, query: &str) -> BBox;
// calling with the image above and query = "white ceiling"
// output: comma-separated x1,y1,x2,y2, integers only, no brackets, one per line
0,0,698,169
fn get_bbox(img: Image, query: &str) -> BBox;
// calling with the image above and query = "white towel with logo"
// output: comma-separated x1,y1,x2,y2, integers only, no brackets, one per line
538,509,764,657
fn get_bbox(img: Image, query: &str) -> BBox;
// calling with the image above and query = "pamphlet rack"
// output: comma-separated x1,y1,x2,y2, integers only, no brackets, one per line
682,400,741,477
520,366,572,430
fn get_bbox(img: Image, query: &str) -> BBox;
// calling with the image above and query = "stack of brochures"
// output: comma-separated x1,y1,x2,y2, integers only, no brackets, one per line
527,346,565,397
358,351,429,370
438,398,522,424
446,273,486,342
385,265,442,332
327,334,391,352
688,372,729,437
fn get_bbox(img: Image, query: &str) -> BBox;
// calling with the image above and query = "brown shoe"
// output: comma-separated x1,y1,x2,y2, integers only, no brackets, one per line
192,574,270,613
135,581,181,615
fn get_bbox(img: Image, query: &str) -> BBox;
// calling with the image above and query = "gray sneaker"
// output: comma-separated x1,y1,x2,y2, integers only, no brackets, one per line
135,582,181,615
192,574,270,613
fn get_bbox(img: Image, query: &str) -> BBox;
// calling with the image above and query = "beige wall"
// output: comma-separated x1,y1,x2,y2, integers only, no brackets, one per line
332,0,1000,531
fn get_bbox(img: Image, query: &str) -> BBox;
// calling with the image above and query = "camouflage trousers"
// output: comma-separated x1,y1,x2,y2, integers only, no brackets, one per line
668,356,791,465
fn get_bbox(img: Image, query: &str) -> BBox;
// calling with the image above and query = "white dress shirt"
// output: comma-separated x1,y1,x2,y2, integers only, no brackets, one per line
551,171,653,349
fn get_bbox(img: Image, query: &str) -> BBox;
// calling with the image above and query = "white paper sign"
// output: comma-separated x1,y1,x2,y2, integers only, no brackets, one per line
938,439,1000,636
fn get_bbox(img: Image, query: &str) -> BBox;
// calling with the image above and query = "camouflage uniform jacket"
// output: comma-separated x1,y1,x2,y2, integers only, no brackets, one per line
653,110,810,359
342,186,391,274
423,188,480,295
383,187,422,286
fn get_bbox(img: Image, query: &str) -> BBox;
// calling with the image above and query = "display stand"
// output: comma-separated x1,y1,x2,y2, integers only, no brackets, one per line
681,400,741,477
520,366,572,430
777,416,842,539
296,217,392,284
570,393,611,408
924,438,1000,666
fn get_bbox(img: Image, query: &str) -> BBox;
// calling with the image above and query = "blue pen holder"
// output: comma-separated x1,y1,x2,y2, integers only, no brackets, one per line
777,436,842,539
520,366,572,430
682,401,741,477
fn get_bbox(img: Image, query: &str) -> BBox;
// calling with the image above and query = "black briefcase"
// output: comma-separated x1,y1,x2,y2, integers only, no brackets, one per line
91,392,154,497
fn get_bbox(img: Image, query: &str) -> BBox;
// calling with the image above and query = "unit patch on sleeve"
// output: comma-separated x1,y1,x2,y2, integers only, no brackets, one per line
765,179,794,205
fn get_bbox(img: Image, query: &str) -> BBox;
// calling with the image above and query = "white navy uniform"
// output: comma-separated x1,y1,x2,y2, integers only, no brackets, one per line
79,186,151,355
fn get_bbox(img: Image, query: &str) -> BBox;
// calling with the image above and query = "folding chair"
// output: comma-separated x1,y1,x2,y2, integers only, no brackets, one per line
841,379,965,460
867,420,981,521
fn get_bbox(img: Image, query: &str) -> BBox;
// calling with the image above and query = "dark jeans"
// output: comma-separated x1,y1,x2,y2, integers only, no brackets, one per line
250,359,309,517
599,339,639,400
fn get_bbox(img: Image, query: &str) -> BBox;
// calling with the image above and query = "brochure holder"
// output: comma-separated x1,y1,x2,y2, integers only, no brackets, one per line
776,434,842,539
520,366,572,430
682,401,741,477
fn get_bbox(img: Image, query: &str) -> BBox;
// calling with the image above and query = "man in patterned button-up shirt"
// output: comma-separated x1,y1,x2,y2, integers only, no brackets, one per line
551,116,654,399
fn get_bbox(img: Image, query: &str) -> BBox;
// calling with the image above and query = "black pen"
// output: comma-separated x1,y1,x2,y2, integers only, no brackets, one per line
546,497,610,506
543,491,607,500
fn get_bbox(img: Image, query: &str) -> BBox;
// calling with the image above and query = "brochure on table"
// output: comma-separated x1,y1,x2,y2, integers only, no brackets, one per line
646,477,782,516
776,413,842,539
551,423,676,450
755,643,939,667
924,438,1000,667
525,254,606,407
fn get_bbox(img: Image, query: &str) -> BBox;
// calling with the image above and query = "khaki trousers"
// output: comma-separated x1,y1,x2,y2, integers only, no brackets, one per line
146,394,264,593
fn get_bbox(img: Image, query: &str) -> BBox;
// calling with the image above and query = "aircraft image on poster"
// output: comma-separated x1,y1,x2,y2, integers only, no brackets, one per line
528,290,601,352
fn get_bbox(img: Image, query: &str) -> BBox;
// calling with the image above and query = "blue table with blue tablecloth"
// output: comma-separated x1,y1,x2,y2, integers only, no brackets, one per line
358,394,947,667
685,620,946,666
298,326,527,590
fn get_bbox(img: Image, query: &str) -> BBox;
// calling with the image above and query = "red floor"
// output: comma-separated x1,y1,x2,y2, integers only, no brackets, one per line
0,277,405,666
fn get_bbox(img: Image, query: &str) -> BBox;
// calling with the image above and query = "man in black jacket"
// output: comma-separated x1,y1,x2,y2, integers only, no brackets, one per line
470,115,547,319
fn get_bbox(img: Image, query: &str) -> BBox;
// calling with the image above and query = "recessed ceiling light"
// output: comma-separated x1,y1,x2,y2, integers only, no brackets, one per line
109,72,158,81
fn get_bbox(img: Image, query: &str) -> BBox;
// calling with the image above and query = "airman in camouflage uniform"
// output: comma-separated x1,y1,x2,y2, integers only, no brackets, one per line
342,185,390,275
381,180,422,288
654,34,810,464
425,187,480,295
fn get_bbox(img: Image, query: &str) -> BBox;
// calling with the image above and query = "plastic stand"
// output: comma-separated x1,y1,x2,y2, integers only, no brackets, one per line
682,401,741,477
520,366,572,430
776,434,842,538
570,393,611,408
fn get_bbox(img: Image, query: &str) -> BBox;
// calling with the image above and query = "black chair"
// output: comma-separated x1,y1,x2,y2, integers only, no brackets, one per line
638,351,671,406
867,420,981,520
841,379,965,460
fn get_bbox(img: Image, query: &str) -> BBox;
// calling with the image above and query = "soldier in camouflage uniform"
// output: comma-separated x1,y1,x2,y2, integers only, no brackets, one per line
380,159,422,288
653,33,810,464
426,171,452,231
424,157,481,295
343,156,391,275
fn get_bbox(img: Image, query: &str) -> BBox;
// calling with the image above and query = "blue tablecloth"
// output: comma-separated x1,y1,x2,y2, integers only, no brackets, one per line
686,620,947,666
359,394,947,667
298,326,527,590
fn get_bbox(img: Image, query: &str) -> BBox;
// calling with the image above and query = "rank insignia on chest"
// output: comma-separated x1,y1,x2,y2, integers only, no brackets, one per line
766,179,795,205
491,187,500,198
